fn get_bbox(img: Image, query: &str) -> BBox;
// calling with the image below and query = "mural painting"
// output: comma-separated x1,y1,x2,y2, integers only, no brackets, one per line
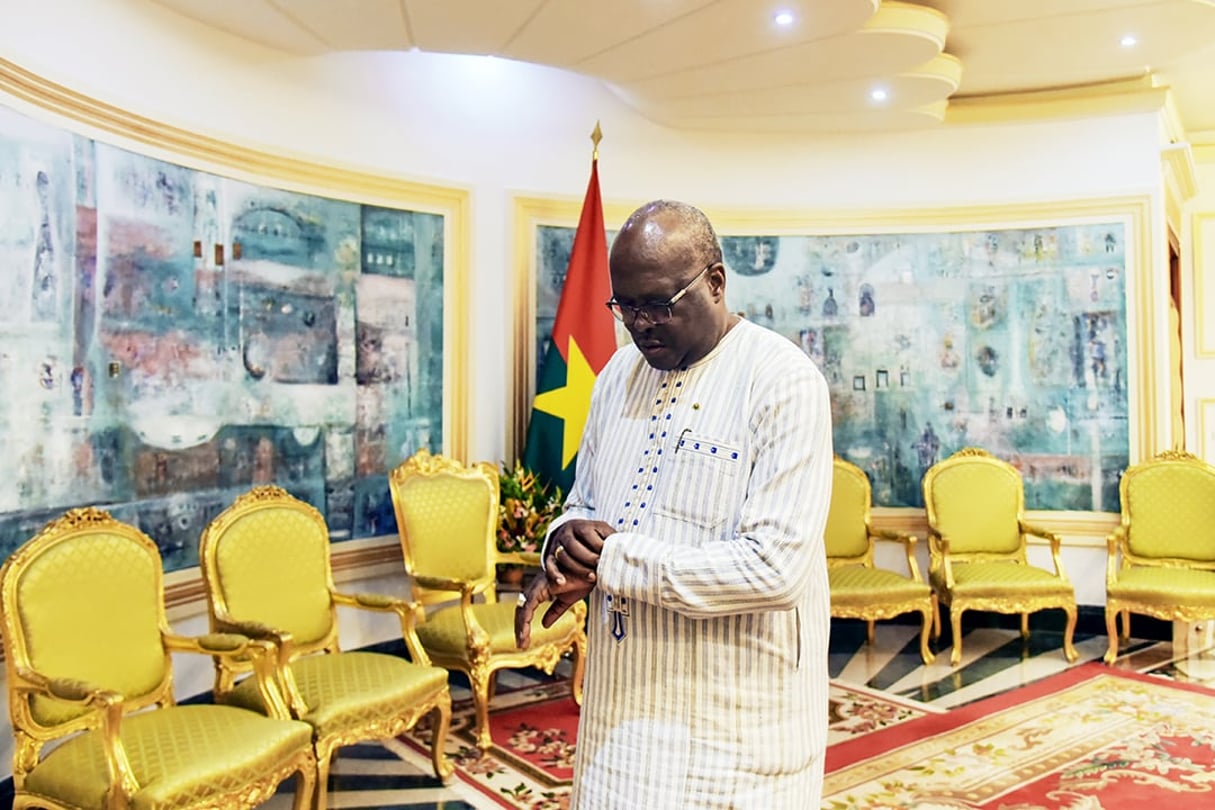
0,104,447,570
536,221,1129,511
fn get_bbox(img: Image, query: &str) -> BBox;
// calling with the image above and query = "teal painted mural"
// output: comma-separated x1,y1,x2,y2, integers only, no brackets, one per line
0,104,447,570
537,222,1129,511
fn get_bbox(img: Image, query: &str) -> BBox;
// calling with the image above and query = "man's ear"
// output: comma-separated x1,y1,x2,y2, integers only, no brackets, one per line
708,261,726,300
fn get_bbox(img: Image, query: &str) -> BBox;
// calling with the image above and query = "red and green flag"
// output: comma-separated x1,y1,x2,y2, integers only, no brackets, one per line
522,157,616,495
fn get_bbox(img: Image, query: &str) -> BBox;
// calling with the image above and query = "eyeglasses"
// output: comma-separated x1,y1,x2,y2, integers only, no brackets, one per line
605,263,713,326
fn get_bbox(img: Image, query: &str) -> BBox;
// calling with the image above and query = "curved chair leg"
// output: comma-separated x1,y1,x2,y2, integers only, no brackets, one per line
866,619,876,647
470,663,495,750
570,618,587,706
1104,605,1120,664
918,606,936,665
950,607,965,667
1062,605,1078,663
430,695,454,780
313,743,336,810
1020,612,1030,639
931,596,942,640
292,759,317,810
1120,608,1131,642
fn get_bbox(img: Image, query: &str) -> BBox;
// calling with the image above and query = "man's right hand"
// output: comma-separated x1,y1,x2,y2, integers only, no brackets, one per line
545,519,615,586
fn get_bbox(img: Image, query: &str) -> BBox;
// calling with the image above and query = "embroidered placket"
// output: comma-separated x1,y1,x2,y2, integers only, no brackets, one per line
608,370,686,643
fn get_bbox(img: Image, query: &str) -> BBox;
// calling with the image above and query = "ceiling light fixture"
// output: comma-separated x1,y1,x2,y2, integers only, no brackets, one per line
870,87,889,103
774,11,795,27
1120,34,1137,47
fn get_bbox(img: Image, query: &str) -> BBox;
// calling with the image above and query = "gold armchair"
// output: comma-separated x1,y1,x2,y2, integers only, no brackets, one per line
199,486,452,809
1104,450,1215,663
827,457,938,664
0,507,316,810
922,448,1078,666
388,449,587,750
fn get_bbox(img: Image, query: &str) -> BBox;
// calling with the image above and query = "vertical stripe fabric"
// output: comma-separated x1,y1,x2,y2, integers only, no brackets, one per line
553,318,834,809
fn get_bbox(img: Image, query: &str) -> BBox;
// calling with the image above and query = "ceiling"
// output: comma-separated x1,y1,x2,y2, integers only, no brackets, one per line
147,0,1215,140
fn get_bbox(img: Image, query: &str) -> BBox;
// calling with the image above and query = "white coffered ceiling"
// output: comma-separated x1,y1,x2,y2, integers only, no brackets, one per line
146,0,1215,139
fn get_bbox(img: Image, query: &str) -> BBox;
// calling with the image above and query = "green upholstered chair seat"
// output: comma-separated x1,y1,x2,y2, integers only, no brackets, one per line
23,704,312,810
417,600,577,658
932,562,1071,598
1108,566,1215,606
225,651,448,740
829,566,933,601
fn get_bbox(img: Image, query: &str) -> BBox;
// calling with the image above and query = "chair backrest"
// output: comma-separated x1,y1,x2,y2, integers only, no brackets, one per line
1121,450,1215,562
389,450,500,593
825,458,873,561
200,486,337,653
922,448,1023,556
0,508,172,730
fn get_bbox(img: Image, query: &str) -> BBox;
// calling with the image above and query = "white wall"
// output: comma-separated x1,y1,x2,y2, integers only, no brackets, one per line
1183,162,1215,460
0,0,1182,778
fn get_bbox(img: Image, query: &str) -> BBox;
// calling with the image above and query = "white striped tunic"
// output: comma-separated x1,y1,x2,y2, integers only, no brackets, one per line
552,318,834,809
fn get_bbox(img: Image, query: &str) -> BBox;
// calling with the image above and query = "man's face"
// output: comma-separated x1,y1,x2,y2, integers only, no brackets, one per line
608,259,722,371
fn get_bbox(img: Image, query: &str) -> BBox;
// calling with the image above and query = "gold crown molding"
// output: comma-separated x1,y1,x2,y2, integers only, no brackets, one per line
1162,143,1199,204
0,57,471,462
945,76,1169,127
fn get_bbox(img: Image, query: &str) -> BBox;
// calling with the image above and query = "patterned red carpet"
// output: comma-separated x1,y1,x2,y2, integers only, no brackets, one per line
399,678,930,809
823,662,1215,809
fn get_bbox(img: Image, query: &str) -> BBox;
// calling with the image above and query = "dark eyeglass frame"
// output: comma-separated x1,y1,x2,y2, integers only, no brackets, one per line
605,263,715,325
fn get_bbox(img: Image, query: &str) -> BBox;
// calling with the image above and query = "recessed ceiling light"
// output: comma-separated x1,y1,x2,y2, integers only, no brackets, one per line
870,87,889,103
1120,34,1137,47
773,10,795,27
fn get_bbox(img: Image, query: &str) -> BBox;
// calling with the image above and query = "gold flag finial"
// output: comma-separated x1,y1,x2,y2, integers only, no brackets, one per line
591,121,603,161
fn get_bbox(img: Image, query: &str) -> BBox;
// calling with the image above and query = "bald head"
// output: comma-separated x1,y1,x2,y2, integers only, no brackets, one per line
607,200,735,370
610,200,723,276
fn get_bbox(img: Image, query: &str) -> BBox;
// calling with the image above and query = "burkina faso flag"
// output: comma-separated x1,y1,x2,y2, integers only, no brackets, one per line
521,158,616,496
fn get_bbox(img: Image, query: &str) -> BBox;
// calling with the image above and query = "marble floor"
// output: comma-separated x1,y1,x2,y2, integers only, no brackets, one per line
255,618,1215,809
3,621,1207,809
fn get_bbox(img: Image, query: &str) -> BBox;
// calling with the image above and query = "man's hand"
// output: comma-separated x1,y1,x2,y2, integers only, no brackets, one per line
514,573,593,649
545,519,615,587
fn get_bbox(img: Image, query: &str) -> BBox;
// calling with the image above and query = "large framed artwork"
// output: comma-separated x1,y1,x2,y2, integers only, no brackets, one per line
0,61,469,572
513,196,1157,516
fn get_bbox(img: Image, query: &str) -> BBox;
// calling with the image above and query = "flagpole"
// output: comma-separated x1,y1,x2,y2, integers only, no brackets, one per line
591,121,602,162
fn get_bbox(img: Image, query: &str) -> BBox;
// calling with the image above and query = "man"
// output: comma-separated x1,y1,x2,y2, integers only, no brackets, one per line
515,200,833,808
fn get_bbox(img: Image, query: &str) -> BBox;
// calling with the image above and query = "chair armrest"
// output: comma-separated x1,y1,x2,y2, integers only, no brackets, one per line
13,666,139,797
413,574,480,595
1021,521,1068,579
872,529,925,583
163,633,295,719
935,533,955,588
13,666,121,708
872,527,914,546
1021,521,1062,547
210,617,294,648
1106,525,1127,584
332,591,434,666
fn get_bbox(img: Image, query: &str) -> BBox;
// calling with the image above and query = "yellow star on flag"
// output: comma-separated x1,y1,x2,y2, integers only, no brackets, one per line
533,336,597,469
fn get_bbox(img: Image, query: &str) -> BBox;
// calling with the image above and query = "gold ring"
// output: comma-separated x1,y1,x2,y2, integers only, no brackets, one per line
553,545,564,559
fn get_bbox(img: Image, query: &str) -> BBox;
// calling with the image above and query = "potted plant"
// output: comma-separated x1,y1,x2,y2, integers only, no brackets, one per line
497,461,564,585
